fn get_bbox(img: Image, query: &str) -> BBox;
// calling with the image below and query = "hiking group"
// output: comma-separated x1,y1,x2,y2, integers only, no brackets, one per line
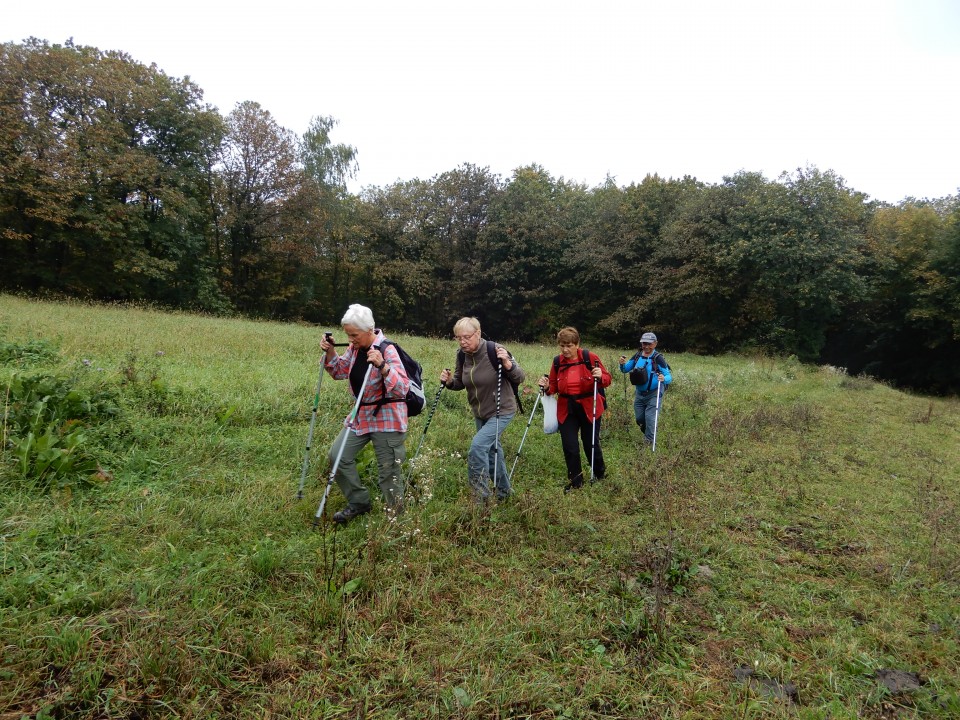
314,303,671,525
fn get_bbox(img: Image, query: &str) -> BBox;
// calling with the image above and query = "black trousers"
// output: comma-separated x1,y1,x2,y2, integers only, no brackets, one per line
558,398,605,482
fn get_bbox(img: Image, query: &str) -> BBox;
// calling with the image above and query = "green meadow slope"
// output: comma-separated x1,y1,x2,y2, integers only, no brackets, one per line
1,295,958,719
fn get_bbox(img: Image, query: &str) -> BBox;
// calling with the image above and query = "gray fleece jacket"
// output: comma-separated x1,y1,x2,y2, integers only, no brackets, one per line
448,341,525,420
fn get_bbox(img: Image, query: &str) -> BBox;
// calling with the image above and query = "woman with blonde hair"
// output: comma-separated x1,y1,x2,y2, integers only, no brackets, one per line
440,317,525,503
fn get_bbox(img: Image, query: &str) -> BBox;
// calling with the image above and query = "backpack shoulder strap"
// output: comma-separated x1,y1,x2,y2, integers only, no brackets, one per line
583,348,606,397
380,340,416,373
485,340,499,367
457,341,501,372
557,350,590,372
376,339,395,372
358,342,391,413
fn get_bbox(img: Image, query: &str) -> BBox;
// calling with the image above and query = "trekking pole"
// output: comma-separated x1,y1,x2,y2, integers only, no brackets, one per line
492,358,502,495
297,331,335,500
651,380,664,453
508,377,546,483
621,356,630,425
590,359,599,483
313,361,375,526
296,362,325,500
408,377,446,469
404,377,447,498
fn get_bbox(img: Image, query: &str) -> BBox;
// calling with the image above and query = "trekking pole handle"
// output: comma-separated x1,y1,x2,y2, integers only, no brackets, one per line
322,331,349,347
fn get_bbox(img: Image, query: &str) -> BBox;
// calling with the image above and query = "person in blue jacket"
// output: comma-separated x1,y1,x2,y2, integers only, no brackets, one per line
619,332,672,445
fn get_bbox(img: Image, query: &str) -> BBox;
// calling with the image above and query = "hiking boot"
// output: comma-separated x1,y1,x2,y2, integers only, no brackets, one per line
563,474,584,494
332,504,371,524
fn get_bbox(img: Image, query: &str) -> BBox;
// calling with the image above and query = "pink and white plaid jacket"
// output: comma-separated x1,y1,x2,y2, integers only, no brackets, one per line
325,330,410,434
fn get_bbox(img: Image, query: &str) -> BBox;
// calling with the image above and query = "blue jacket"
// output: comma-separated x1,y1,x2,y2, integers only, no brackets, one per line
620,351,672,393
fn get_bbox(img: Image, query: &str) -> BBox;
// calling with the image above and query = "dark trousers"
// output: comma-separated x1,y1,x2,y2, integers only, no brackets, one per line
558,399,605,483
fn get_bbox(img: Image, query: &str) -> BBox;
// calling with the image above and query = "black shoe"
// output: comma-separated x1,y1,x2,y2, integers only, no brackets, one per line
563,476,584,494
332,505,370,524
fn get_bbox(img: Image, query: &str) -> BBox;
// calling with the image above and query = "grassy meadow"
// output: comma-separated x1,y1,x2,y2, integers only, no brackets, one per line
1,294,958,719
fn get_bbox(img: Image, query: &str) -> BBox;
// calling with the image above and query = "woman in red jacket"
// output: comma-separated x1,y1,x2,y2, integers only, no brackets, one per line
538,327,612,492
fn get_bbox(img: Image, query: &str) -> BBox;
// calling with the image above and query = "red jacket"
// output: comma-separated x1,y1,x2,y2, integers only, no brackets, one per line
547,350,612,423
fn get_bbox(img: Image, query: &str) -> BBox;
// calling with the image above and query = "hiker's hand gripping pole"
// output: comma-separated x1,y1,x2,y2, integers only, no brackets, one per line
313,361,376,526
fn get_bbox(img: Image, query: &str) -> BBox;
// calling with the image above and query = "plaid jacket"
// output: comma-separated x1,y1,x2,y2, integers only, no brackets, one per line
325,330,410,434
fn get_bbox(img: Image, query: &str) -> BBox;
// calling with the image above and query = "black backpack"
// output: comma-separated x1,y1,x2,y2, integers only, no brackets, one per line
456,340,524,414
553,348,606,400
363,340,426,417
628,350,668,388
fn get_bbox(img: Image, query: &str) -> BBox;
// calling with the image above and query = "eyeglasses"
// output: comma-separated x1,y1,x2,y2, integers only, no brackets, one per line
455,330,479,342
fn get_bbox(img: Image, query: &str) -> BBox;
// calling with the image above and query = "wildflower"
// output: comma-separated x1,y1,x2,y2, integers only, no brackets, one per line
155,350,165,357
81,359,92,367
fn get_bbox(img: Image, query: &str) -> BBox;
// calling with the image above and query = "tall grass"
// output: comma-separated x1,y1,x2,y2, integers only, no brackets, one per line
1,294,958,719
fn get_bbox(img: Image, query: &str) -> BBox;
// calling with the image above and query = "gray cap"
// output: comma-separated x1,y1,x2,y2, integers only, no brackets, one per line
640,332,657,343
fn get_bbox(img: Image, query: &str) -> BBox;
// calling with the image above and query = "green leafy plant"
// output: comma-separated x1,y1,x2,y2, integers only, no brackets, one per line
0,337,60,366
2,370,119,490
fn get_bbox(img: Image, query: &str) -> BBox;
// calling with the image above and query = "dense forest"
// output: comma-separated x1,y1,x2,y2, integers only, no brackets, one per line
2,39,958,392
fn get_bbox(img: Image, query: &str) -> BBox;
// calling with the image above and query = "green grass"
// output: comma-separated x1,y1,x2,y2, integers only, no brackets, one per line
1,294,958,719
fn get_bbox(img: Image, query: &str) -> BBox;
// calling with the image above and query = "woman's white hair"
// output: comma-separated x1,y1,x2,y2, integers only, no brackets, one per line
340,304,375,331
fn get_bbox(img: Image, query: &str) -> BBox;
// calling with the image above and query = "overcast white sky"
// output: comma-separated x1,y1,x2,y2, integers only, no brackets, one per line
6,0,960,203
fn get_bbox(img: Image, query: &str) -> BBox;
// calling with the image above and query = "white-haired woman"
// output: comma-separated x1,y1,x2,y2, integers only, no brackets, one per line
439,317,525,503
320,304,409,524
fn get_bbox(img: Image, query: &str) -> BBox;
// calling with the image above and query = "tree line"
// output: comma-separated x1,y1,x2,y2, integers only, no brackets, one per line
2,39,958,393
